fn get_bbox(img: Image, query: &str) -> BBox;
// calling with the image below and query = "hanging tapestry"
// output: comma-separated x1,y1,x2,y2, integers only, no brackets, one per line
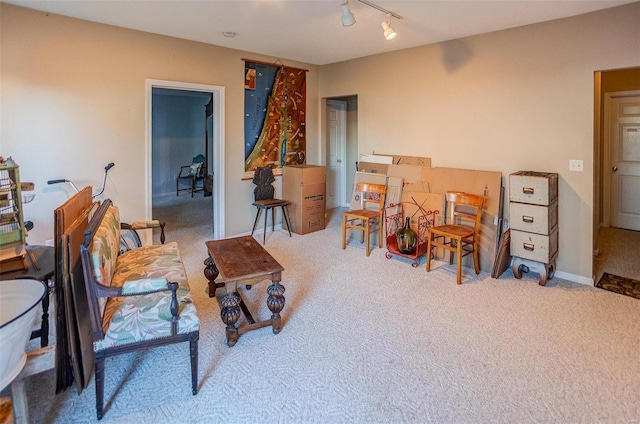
244,60,307,178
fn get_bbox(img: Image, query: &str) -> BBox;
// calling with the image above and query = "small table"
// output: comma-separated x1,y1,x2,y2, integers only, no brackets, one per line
0,245,54,348
204,236,286,347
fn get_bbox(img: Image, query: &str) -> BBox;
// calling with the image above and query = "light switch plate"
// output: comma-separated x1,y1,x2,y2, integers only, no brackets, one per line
569,159,583,172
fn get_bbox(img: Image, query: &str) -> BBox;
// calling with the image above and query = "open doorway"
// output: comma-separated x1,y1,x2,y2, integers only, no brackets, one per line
593,67,640,284
324,95,358,209
146,80,225,240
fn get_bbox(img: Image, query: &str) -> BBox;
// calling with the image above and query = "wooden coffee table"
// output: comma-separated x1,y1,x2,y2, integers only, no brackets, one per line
204,236,285,347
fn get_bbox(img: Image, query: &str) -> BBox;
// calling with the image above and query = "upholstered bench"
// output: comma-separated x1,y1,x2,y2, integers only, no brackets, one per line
79,199,199,420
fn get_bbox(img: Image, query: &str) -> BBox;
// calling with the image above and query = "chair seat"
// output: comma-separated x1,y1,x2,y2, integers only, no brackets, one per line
430,224,474,239
344,209,380,219
253,199,289,208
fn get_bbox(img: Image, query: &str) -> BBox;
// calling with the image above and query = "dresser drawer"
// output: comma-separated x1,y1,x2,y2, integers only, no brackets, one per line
509,171,558,206
509,200,557,235
510,228,558,263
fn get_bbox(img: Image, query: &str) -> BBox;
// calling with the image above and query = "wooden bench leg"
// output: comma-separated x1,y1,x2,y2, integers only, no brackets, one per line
95,356,105,420
190,335,199,395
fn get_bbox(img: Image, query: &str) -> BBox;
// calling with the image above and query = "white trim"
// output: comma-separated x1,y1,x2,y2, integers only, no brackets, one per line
554,270,593,286
145,79,226,240
602,90,640,229
326,99,348,209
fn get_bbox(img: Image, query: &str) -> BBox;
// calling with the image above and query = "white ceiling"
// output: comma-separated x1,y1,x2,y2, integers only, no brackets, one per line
5,0,636,65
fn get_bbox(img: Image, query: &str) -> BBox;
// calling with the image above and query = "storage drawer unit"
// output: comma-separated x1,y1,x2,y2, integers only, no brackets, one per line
509,200,558,234
509,171,558,286
511,228,558,263
509,171,558,206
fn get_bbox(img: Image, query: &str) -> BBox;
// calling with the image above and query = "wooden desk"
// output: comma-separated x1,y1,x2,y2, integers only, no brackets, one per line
204,236,285,347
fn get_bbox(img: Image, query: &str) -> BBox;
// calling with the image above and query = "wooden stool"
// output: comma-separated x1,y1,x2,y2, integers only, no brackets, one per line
251,199,292,244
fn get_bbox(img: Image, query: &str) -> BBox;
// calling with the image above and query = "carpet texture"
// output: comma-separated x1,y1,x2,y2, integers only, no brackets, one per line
4,203,640,423
596,272,640,300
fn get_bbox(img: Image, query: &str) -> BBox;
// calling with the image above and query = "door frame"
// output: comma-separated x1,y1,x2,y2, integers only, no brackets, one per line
602,89,640,228
145,79,226,240
326,99,348,208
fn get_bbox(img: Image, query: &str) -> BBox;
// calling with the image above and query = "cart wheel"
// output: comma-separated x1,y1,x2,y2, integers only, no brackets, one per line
411,261,419,268
385,252,392,259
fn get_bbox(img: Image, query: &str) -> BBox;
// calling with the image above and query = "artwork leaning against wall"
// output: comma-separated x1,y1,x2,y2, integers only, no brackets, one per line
243,59,307,179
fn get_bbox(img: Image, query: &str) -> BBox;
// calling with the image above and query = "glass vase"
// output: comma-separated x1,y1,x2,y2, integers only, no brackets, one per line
396,216,417,254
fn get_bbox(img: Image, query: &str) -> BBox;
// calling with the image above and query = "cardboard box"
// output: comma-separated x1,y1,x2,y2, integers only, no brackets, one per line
421,167,503,273
349,172,402,210
283,165,326,235
387,164,432,187
357,162,389,174
374,154,432,167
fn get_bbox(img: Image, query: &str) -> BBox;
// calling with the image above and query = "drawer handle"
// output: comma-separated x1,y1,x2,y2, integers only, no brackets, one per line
523,243,535,251
522,187,535,195
522,215,534,223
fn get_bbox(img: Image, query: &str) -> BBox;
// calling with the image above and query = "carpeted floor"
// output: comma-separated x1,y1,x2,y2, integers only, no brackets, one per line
4,201,640,423
596,272,640,300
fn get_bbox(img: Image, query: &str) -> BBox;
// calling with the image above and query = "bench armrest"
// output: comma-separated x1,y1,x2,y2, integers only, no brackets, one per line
121,277,169,295
121,221,166,244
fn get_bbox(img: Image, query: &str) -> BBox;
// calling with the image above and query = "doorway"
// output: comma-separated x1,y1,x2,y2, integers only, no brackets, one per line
146,79,226,240
325,95,358,209
326,99,347,209
593,68,640,283
603,91,640,231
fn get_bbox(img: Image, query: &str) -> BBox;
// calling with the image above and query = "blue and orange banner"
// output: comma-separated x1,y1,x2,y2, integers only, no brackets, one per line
244,59,306,178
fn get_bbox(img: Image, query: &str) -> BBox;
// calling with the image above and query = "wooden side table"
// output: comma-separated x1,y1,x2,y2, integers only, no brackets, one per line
204,236,286,347
0,245,54,347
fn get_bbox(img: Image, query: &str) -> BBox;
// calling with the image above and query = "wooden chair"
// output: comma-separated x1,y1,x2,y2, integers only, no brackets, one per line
426,191,485,284
251,167,292,244
176,154,206,197
342,182,387,256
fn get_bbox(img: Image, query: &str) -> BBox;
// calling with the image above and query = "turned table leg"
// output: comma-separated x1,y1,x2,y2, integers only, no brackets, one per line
220,292,241,347
267,281,286,334
203,256,220,298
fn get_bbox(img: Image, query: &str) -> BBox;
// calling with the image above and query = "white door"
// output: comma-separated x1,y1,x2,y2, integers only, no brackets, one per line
606,92,640,231
326,100,347,209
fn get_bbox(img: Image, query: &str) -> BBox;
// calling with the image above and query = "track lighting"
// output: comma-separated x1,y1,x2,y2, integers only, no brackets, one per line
341,0,403,40
341,1,356,27
381,14,397,40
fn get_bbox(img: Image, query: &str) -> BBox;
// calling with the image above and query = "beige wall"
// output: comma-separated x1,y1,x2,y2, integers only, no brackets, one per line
319,3,640,280
2,2,639,280
0,4,319,242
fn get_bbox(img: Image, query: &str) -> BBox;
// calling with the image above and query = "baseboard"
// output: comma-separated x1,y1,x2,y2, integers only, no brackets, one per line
554,270,594,286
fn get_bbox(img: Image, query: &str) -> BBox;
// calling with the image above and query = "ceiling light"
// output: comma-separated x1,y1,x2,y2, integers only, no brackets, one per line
341,1,356,27
382,14,397,40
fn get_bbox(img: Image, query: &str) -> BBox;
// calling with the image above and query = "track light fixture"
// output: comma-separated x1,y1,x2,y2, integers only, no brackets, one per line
381,14,397,40
341,1,356,27
341,0,403,40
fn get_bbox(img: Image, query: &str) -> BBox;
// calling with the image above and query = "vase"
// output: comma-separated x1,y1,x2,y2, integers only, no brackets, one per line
396,217,417,254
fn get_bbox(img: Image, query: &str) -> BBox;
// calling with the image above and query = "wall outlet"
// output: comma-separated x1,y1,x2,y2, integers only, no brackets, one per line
569,159,584,172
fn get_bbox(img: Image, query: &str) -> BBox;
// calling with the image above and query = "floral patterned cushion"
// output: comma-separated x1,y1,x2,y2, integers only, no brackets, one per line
86,203,200,351
94,241,199,351
90,205,121,287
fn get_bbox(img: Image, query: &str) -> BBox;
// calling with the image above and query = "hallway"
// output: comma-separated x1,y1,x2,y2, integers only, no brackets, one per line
594,226,640,282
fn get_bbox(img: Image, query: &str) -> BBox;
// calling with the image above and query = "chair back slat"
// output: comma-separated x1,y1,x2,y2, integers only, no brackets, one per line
445,191,485,233
356,182,387,212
